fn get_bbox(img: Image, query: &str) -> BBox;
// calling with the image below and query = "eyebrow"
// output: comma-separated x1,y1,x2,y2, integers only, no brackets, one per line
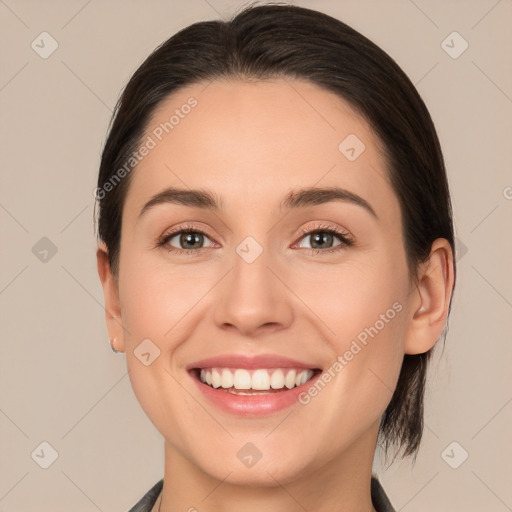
138,186,377,219
139,187,223,218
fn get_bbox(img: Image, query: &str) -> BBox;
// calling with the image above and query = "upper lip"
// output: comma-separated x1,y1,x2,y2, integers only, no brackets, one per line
186,353,322,371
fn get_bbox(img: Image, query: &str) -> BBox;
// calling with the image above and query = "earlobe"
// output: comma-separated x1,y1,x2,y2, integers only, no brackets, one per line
404,238,455,355
96,242,126,353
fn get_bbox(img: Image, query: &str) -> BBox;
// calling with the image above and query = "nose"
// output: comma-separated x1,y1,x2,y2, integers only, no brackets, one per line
212,244,294,337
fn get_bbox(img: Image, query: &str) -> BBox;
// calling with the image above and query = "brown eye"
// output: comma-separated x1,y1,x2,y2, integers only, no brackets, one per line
158,224,217,254
169,231,208,250
296,225,354,254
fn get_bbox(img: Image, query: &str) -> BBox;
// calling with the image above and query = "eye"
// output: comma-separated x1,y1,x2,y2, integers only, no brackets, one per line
156,223,354,256
295,224,354,254
157,223,216,254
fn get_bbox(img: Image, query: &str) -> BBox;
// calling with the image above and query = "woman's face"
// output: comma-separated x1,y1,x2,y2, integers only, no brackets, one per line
107,78,419,484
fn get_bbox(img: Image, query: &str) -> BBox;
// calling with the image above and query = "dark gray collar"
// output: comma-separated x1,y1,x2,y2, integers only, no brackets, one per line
371,476,396,511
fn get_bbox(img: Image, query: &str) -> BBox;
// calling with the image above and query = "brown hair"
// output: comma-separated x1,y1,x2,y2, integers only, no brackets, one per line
96,3,456,460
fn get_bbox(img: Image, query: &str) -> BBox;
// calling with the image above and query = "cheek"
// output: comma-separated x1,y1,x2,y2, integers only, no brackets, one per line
288,252,407,344
296,293,406,449
118,254,207,345
290,254,408,410
117,255,202,439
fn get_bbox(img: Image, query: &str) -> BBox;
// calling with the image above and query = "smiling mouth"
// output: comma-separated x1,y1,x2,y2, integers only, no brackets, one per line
191,367,322,395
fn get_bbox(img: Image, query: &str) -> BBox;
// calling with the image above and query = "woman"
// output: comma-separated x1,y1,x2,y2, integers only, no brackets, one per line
95,4,456,511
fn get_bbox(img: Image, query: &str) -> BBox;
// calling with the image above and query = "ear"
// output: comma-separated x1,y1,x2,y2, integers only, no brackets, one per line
404,238,455,355
96,241,126,353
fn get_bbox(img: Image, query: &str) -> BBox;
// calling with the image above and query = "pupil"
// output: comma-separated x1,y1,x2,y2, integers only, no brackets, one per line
181,232,203,249
311,232,332,249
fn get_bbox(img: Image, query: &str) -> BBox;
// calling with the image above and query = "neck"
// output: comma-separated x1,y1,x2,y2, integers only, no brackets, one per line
158,422,379,512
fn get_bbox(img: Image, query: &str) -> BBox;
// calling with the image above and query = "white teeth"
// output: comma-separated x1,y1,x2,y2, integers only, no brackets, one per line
285,370,297,389
221,369,233,389
198,368,316,391
252,369,271,390
296,371,307,387
233,369,252,389
270,369,284,389
211,369,221,388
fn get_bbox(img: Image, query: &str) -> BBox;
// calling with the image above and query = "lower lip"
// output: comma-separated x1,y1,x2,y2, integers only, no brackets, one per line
189,370,321,416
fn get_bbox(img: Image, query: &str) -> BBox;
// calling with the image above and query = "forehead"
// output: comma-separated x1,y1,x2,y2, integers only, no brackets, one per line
124,78,399,226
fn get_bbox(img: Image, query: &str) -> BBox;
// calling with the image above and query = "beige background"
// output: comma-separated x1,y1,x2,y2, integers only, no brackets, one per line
1,0,511,510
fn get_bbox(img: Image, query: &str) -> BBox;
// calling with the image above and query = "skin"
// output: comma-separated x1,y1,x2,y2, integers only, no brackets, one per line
97,78,454,512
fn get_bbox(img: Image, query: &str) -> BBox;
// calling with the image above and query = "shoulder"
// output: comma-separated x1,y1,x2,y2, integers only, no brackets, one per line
371,475,396,512
127,479,163,512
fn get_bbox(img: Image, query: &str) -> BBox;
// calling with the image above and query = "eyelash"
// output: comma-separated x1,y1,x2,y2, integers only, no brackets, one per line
156,223,354,256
